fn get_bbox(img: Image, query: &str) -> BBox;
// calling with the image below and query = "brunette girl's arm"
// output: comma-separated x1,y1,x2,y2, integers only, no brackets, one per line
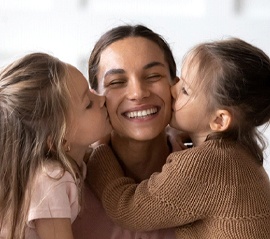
88,144,208,231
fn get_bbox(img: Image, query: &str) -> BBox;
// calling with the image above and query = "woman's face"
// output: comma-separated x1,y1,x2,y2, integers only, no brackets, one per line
96,37,173,141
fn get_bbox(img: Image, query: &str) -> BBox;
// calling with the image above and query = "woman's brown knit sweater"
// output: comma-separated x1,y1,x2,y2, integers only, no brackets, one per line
88,139,270,239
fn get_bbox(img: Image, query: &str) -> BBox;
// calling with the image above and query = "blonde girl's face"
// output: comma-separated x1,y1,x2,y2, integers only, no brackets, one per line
65,65,112,165
170,60,212,145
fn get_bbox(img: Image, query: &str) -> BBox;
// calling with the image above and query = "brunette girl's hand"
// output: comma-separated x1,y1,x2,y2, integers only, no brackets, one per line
166,126,190,152
83,146,94,164
83,133,111,164
91,133,111,149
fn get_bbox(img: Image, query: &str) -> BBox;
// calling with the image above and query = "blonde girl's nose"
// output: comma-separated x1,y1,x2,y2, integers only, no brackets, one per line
99,95,106,108
171,83,177,99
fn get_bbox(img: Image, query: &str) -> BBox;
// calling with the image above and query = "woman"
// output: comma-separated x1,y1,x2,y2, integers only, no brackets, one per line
72,24,179,239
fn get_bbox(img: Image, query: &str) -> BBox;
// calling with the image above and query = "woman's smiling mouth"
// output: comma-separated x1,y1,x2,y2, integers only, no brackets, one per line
124,107,159,119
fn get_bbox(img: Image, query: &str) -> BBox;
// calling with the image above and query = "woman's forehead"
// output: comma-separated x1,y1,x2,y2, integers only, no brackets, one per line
101,37,165,62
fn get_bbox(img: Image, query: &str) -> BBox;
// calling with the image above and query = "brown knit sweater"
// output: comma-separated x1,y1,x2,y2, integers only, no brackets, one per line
88,139,270,239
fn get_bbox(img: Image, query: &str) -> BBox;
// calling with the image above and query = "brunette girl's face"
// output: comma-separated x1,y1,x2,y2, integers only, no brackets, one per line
170,59,212,143
96,37,173,141
65,65,112,164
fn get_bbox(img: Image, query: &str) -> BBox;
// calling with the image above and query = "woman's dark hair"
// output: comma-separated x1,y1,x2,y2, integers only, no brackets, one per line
88,24,176,90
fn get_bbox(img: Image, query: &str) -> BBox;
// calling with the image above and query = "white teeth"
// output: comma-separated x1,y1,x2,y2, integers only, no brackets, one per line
126,108,158,118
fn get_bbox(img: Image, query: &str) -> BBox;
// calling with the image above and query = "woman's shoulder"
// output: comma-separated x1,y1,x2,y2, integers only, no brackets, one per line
73,182,177,239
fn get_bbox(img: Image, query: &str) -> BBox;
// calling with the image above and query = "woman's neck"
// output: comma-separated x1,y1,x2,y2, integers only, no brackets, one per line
111,131,171,182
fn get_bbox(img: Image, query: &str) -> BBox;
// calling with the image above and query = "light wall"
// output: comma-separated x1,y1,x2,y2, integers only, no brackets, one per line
1,0,270,175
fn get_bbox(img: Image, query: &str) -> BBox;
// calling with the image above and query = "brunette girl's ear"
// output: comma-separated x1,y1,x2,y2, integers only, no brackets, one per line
210,109,232,132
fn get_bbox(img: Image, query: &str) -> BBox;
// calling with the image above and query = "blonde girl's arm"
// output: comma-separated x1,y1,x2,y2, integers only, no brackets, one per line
35,218,74,239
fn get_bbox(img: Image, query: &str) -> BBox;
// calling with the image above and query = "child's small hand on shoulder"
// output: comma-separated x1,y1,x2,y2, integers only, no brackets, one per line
91,133,111,148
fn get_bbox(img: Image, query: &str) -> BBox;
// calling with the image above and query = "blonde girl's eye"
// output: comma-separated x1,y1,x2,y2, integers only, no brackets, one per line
86,101,93,109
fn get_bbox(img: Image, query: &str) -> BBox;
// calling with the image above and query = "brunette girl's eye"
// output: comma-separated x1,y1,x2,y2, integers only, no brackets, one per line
86,101,93,109
181,87,188,95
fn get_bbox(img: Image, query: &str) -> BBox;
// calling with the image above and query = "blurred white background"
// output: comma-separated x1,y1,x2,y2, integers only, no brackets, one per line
1,0,270,176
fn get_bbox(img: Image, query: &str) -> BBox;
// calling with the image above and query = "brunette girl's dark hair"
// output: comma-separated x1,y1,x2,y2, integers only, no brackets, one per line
184,38,270,163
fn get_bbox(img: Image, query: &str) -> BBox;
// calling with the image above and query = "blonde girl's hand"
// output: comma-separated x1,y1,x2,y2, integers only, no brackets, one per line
35,218,74,239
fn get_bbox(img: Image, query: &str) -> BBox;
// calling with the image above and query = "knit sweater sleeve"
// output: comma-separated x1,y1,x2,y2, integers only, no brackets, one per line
87,144,213,231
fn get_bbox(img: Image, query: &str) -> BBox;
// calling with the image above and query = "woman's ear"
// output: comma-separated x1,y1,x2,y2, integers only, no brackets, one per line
210,109,232,132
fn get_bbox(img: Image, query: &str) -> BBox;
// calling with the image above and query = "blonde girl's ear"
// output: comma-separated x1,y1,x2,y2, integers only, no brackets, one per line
210,109,232,132
62,138,71,152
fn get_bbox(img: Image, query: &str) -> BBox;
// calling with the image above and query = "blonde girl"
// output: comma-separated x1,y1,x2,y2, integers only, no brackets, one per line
87,38,270,238
0,53,112,239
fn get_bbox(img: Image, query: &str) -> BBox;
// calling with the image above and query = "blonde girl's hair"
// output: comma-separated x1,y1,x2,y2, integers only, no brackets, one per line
0,53,82,239
183,37,270,163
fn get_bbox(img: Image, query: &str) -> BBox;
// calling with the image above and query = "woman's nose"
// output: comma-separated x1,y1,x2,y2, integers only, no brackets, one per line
126,79,150,101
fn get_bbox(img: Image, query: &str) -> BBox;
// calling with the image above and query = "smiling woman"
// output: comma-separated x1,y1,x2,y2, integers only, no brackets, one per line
72,24,179,239
97,36,172,141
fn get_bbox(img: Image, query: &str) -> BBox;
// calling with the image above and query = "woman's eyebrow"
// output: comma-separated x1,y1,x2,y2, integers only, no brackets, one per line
143,61,166,70
104,68,125,78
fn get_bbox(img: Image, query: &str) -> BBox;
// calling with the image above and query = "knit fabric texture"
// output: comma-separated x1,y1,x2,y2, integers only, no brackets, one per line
88,139,270,239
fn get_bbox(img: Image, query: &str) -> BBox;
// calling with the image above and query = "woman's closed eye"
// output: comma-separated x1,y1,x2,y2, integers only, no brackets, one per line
146,74,162,82
106,78,127,87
